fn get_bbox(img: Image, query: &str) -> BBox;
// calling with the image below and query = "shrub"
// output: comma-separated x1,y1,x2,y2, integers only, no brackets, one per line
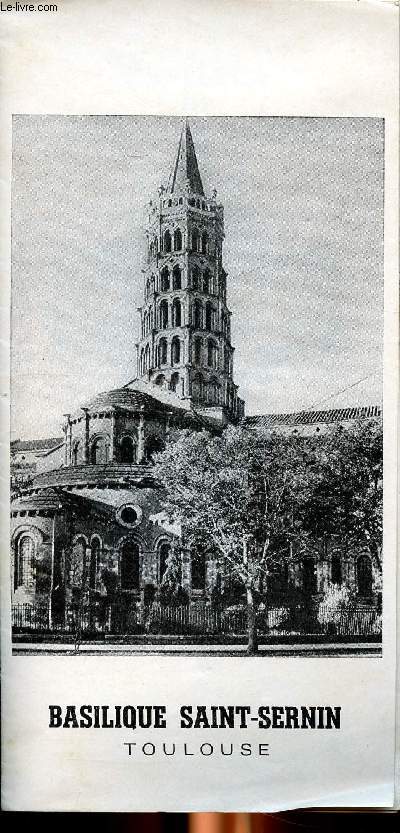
317,582,356,634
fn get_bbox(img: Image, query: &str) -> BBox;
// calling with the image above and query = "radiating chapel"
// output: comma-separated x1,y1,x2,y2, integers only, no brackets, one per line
10,121,381,622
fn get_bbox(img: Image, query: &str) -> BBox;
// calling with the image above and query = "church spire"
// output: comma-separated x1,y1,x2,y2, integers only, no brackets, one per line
167,119,204,196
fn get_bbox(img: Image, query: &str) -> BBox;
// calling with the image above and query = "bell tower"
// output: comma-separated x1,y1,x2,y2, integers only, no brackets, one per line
136,119,244,422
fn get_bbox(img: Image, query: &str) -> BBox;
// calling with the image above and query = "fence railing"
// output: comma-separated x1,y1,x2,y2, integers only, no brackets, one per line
11,601,382,638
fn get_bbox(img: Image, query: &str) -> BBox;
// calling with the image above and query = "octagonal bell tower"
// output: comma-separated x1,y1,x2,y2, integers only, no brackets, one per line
136,119,244,422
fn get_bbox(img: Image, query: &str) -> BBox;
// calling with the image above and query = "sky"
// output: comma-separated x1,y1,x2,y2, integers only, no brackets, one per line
11,116,384,440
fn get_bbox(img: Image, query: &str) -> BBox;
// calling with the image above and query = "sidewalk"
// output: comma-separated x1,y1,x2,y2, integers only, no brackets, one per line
12,641,382,657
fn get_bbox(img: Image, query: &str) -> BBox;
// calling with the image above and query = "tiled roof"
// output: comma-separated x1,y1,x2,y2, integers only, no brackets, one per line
82,387,173,414
125,378,192,411
32,463,156,489
11,437,63,453
10,488,64,512
245,405,382,428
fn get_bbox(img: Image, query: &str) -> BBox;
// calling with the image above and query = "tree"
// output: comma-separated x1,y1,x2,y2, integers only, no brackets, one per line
317,582,357,635
152,426,320,653
305,419,383,568
158,540,187,606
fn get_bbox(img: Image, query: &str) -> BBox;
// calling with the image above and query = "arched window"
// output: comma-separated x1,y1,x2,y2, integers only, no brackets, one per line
357,555,373,596
140,348,145,375
203,268,211,294
144,344,151,372
170,372,180,393
201,231,208,254
90,436,110,465
174,228,182,251
158,337,168,365
14,534,35,591
208,378,220,405
171,336,181,365
143,311,147,336
154,374,165,387
145,278,150,298
172,264,182,290
90,537,101,590
121,540,140,591
224,347,230,374
159,542,171,583
331,556,342,585
192,553,206,590
207,338,218,369
205,301,213,331
160,267,170,292
192,228,199,252
220,269,226,299
120,436,136,465
193,299,203,330
145,435,164,462
172,298,182,327
302,559,317,595
194,337,202,365
159,300,169,329
72,441,81,466
192,265,200,290
192,373,204,402
164,230,172,253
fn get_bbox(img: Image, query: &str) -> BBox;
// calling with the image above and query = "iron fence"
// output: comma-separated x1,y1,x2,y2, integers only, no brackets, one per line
12,600,382,638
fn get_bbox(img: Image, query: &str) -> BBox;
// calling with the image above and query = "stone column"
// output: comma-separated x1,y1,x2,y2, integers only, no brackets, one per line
81,408,90,464
62,415,70,467
68,421,73,465
109,408,116,462
137,406,145,463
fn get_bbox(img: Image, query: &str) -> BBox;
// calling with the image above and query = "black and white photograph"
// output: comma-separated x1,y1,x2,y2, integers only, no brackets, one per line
2,0,398,815
10,115,384,657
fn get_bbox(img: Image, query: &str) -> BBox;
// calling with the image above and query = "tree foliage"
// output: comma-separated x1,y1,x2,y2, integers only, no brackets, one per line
152,420,382,652
153,426,321,651
305,420,382,565
154,426,320,585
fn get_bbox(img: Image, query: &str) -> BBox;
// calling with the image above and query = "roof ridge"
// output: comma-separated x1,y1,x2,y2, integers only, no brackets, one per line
246,404,382,427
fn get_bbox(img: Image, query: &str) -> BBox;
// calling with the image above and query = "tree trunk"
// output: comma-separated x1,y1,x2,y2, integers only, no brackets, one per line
246,585,258,655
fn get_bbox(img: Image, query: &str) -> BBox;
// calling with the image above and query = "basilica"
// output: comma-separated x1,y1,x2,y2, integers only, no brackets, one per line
10,122,246,617
10,122,381,634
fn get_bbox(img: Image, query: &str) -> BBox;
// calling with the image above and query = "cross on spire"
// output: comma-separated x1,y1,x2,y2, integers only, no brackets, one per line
167,119,204,196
